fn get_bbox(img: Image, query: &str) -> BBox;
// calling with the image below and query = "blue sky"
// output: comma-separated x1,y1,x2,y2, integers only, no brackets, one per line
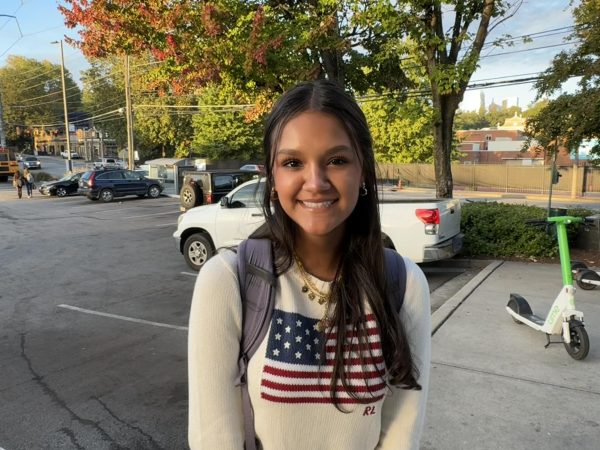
0,0,580,112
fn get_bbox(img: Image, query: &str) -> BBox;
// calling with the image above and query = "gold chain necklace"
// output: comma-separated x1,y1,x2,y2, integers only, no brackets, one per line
293,253,337,331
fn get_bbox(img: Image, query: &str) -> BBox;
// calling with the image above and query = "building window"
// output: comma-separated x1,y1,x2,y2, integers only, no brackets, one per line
485,134,492,141
61,145,65,151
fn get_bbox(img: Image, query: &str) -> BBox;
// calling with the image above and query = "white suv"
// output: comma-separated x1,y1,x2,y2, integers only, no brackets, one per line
61,151,80,159
93,158,120,169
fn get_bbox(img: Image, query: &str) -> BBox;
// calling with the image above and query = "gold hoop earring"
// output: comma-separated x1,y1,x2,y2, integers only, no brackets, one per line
359,182,367,197
271,188,278,200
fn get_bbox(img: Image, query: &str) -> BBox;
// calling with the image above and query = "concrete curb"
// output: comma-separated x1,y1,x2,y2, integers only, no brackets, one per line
430,260,504,335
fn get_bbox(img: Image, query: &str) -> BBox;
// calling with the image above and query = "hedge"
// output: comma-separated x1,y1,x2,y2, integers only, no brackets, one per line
460,202,595,259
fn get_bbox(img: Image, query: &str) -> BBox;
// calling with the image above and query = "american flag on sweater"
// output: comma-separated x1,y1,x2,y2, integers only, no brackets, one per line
260,309,387,404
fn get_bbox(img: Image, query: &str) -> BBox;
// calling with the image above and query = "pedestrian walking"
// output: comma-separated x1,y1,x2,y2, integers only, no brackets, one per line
188,80,431,450
23,168,34,198
12,171,23,199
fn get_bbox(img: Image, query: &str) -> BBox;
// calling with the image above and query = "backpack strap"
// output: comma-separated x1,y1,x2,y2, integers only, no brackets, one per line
384,248,406,313
235,238,276,450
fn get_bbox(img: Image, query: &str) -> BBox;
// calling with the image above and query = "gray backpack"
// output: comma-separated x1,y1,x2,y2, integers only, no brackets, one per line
235,238,407,450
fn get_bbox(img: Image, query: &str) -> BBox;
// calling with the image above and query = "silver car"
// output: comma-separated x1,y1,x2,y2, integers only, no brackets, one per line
23,156,41,170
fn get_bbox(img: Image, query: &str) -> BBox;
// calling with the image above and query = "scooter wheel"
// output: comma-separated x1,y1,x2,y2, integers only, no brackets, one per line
576,269,600,290
571,261,588,272
564,323,590,360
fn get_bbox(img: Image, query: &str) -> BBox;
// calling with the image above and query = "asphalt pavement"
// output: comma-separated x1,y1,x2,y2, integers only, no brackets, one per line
423,259,600,450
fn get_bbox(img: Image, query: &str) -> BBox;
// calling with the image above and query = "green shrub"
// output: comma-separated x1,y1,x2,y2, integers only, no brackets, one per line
461,202,595,258
32,171,57,182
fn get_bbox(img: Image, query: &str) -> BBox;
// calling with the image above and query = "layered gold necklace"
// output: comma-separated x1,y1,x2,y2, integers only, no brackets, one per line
293,253,337,331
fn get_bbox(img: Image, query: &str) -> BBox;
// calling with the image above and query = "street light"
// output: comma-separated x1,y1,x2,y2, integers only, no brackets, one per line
51,39,73,172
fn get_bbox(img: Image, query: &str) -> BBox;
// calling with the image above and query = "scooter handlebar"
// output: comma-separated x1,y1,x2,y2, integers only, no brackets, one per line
524,219,548,227
525,216,584,226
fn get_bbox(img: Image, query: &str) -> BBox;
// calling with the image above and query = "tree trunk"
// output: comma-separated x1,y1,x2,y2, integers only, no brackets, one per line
432,93,459,198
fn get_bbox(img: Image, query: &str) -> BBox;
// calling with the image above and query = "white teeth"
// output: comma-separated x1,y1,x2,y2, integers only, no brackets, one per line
301,200,334,209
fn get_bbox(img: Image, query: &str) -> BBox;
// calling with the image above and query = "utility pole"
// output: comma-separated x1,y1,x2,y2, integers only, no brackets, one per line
124,54,135,170
0,91,6,147
52,39,73,172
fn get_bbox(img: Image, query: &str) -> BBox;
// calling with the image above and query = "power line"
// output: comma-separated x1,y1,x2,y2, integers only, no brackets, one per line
26,108,123,128
480,41,581,59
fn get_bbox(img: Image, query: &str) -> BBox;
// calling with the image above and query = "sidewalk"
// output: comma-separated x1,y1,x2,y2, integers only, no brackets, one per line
423,261,600,449
386,184,600,206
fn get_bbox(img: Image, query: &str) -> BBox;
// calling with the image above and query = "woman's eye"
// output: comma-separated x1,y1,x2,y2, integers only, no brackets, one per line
329,157,348,166
282,159,302,168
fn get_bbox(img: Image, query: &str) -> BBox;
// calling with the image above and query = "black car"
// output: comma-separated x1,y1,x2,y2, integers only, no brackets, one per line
78,169,164,202
39,172,83,197
179,169,261,210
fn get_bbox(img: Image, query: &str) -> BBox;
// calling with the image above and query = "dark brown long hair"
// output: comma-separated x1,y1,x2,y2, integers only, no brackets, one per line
250,80,420,407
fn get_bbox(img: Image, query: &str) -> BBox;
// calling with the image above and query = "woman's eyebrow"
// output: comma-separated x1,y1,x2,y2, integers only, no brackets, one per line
276,145,353,156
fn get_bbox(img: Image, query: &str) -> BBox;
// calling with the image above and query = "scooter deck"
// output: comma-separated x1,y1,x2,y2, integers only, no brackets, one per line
519,313,545,326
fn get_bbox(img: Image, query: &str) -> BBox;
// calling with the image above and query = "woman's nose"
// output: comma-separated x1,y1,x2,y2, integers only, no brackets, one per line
304,165,330,192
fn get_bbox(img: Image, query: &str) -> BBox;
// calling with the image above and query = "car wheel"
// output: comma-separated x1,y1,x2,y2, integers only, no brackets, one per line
56,186,67,197
183,233,214,271
100,189,114,202
148,185,161,198
180,184,201,209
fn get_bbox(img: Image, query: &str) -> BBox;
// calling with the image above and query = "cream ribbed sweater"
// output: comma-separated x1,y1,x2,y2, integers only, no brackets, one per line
188,250,431,450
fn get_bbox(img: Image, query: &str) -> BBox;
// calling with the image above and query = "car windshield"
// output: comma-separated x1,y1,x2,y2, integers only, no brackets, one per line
59,173,81,182
25,157,37,161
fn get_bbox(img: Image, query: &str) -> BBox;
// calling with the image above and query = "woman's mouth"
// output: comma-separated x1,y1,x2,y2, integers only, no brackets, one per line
299,200,336,209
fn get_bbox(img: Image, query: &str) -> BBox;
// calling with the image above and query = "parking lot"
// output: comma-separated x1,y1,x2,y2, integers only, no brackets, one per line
0,189,477,449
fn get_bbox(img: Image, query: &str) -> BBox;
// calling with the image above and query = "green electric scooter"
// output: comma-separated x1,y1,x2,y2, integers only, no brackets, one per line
506,214,590,360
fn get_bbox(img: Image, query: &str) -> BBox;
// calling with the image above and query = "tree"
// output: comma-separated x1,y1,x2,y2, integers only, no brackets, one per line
455,110,490,130
522,99,549,119
362,95,435,162
59,1,407,94
0,56,81,150
81,58,127,150
533,0,600,159
59,0,519,189
191,82,263,161
385,1,521,197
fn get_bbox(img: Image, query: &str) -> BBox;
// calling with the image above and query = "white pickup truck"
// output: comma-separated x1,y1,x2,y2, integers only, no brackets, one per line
173,179,463,271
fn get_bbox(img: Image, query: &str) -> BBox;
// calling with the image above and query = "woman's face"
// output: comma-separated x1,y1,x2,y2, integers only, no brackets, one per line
272,111,363,243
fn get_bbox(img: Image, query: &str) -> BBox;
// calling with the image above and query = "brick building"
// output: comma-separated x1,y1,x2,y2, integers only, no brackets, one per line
33,126,117,160
456,114,572,165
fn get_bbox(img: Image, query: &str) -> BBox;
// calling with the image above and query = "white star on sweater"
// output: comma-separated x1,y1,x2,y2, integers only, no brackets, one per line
284,342,291,349
296,320,302,327
273,349,280,357
285,326,291,333
295,351,302,359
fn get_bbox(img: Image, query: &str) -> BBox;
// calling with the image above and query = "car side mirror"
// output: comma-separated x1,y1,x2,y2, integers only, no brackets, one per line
220,197,230,207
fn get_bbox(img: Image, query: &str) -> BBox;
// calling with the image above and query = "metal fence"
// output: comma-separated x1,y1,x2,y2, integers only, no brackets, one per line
377,163,600,195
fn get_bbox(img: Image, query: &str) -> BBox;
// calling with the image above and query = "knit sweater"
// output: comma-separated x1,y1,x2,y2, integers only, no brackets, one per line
188,250,431,450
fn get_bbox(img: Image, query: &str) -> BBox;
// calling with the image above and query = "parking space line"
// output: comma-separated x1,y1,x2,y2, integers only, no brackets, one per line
122,211,179,219
181,272,197,277
57,304,188,331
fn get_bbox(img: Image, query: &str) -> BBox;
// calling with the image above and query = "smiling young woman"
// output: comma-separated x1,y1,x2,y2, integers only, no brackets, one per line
188,80,431,450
